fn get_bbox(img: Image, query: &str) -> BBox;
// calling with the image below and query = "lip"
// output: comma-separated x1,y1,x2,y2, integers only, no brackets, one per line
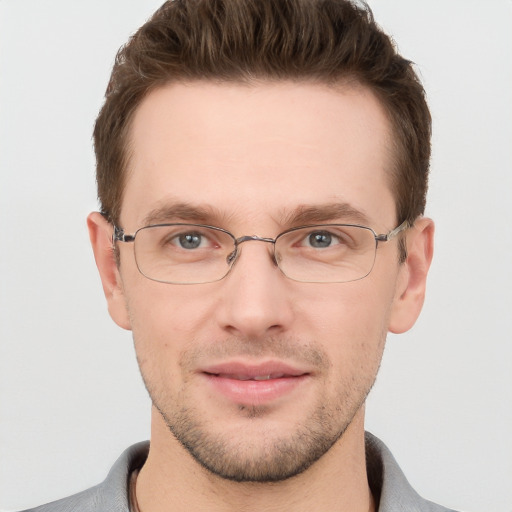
199,360,310,406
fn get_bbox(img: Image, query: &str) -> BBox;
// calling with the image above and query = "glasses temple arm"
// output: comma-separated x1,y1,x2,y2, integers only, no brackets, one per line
112,226,135,243
375,220,411,242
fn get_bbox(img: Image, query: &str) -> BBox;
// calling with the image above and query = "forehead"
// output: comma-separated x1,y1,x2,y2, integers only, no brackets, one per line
122,81,396,230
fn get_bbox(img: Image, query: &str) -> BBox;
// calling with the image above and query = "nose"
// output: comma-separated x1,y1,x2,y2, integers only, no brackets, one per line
216,240,294,339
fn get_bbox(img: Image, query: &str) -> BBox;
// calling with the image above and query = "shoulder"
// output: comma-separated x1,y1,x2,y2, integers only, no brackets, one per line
365,432,459,512
19,442,149,512
20,485,104,512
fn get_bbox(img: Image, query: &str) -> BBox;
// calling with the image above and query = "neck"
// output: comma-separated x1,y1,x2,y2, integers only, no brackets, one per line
135,407,375,512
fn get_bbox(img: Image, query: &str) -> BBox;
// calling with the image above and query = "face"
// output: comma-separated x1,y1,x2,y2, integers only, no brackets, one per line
90,81,431,482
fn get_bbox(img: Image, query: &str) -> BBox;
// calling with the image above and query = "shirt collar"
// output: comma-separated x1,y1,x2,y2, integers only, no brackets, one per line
98,434,454,512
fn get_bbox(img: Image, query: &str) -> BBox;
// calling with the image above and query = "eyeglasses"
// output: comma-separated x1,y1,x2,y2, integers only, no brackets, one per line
113,221,409,284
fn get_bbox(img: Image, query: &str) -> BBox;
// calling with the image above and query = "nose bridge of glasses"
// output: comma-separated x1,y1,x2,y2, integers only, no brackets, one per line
235,235,276,245
226,235,277,265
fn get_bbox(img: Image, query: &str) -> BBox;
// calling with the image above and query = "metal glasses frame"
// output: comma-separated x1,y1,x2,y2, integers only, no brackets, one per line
112,220,410,284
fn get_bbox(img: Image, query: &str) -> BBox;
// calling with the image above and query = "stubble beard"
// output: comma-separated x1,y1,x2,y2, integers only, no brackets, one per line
155,398,353,482
137,335,383,483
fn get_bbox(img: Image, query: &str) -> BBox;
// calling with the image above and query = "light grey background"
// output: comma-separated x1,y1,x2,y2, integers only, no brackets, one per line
1,1,511,511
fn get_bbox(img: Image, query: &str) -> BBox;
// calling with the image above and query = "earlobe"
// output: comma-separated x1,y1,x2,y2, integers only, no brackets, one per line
87,212,132,331
388,217,434,334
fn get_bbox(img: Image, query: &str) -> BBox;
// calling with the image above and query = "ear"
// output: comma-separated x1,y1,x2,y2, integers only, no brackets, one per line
388,217,434,334
87,212,132,330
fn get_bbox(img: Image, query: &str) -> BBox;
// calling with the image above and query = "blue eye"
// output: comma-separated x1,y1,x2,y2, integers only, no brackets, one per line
308,231,334,248
177,233,203,249
304,231,340,249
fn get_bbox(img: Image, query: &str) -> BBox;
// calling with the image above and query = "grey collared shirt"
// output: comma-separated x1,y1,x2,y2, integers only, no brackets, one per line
22,433,458,512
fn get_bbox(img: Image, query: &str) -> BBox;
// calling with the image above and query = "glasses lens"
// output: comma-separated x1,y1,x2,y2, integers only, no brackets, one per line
133,225,235,284
275,225,377,283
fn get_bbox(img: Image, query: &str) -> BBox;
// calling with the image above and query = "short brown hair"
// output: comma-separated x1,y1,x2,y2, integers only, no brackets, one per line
94,0,431,230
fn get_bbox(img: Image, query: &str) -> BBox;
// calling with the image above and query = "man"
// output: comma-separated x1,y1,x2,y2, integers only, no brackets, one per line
24,0,452,510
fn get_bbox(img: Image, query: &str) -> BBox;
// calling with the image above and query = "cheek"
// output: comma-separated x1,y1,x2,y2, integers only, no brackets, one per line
300,282,389,332
296,282,391,364
127,281,214,334
128,296,185,398
125,282,221,381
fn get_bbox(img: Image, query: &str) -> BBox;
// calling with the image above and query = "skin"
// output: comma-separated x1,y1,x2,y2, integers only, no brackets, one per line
88,81,434,512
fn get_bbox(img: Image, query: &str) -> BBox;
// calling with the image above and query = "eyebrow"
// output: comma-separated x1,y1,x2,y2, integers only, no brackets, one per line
142,202,227,226
141,201,370,229
281,203,371,226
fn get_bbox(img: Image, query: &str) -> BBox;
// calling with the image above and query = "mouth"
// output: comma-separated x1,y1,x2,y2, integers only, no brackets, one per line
205,372,295,381
200,361,310,405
